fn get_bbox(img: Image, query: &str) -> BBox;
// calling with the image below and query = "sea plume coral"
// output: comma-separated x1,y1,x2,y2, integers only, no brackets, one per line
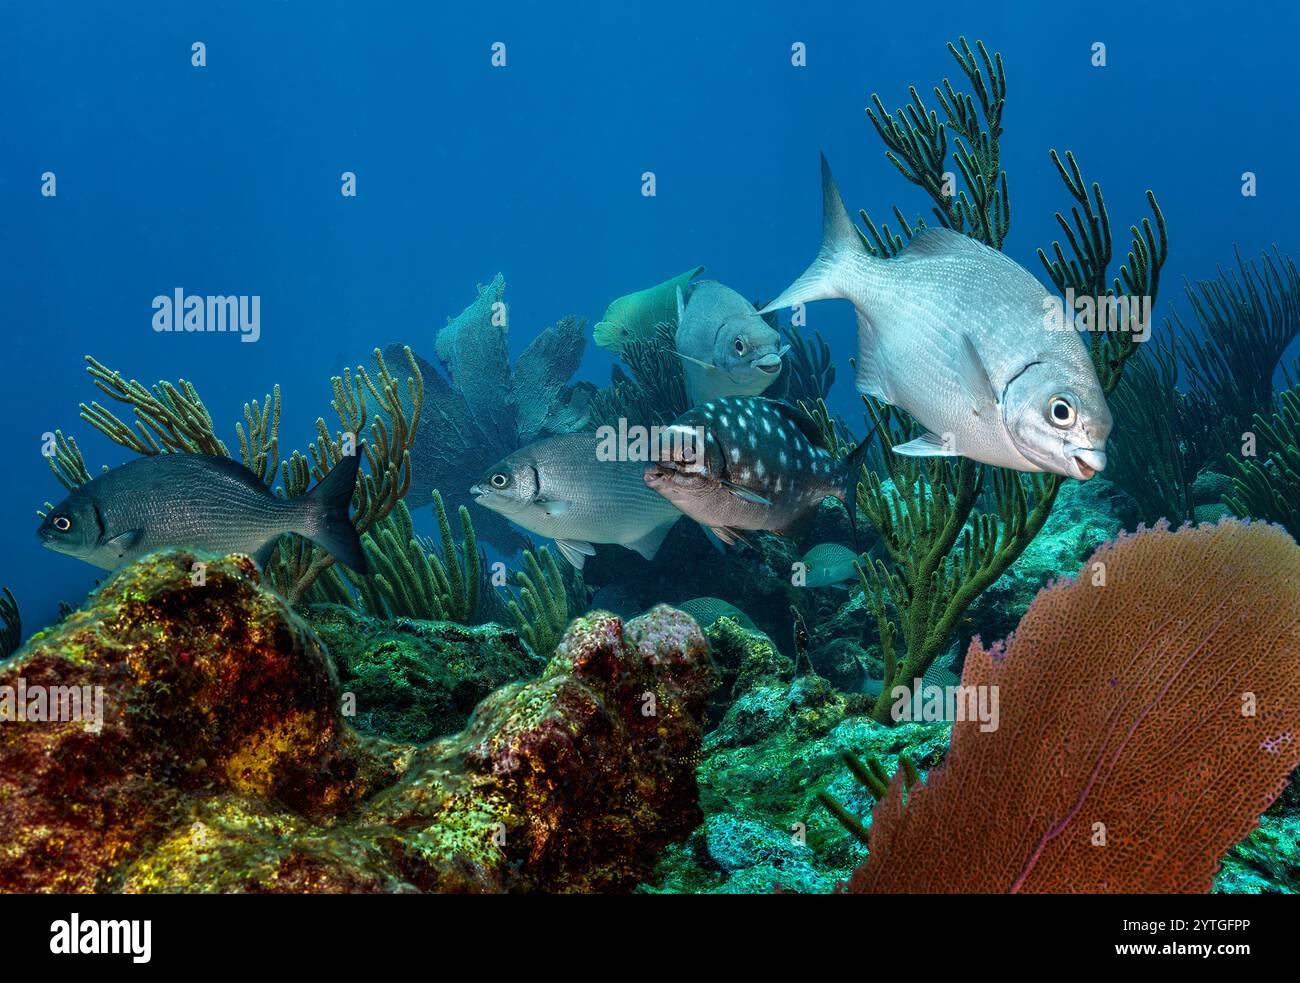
850,518,1300,894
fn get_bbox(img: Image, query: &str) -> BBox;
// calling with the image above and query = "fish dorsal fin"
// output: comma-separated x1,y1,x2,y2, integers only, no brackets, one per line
553,538,595,569
899,227,991,258
955,333,998,417
893,432,960,457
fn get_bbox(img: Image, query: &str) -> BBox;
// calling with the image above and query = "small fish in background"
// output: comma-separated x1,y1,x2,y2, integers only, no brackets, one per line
674,281,788,405
796,542,863,588
761,153,1111,481
471,432,683,569
590,584,642,620
669,596,756,631
643,396,871,545
594,265,704,355
38,453,367,572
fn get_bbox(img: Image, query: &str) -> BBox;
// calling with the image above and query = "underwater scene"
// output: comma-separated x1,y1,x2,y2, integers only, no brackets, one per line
4,0,1300,911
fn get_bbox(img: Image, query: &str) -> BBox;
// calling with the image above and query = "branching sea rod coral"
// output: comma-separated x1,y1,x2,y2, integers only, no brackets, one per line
0,588,20,660
849,519,1300,894
838,36,1167,723
346,494,485,624
1225,383,1300,539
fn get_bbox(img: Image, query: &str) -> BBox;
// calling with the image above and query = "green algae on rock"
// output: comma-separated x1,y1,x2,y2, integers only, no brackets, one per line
0,553,715,893
305,603,543,743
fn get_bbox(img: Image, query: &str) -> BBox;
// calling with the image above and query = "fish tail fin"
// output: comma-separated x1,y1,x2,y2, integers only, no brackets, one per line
760,153,865,315
302,452,368,574
593,320,623,352
837,424,878,550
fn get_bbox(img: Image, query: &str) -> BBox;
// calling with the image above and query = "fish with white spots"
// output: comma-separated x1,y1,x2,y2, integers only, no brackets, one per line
643,396,871,544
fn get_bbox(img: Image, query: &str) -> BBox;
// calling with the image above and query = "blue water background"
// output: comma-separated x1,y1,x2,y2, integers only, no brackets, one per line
3,0,1297,629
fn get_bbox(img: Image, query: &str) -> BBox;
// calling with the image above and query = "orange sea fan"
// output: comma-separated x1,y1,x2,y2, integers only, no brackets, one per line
850,518,1300,893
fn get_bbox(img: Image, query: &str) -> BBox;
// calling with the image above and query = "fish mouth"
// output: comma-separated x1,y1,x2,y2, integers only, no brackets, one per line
1069,447,1106,480
469,483,491,503
752,354,783,374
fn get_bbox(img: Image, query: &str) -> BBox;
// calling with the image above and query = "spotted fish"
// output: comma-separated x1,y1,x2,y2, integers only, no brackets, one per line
643,396,870,543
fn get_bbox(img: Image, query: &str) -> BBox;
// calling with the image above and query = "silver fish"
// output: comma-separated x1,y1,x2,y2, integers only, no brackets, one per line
471,432,683,569
762,154,1111,481
38,452,367,572
643,396,870,544
675,281,787,405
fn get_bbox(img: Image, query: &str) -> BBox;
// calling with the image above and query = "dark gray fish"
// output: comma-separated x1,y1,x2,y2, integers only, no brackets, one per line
38,453,366,572
643,396,871,544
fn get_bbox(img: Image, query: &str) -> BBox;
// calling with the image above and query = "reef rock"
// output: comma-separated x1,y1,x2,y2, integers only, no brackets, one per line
0,551,714,893
306,604,544,743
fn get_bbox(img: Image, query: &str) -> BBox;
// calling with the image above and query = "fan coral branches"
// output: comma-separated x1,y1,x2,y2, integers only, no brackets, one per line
850,518,1300,894
394,274,591,552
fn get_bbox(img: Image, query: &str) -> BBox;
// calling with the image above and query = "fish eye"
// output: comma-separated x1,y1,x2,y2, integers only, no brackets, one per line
53,515,72,532
733,338,746,356
489,472,509,489
1047,395,1077,428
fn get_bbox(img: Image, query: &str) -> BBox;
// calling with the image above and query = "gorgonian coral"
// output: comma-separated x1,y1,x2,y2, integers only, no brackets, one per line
850,518,1300,893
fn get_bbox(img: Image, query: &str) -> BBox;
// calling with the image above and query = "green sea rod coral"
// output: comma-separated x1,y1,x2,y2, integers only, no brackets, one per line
1224,382,1300,538
1,588,19,660
346,493,486,623
841,37,1166,723
507,546,576,658
1177,248,1300,463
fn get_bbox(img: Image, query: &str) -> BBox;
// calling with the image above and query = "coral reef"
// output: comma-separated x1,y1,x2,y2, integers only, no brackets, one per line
848,519,1300,893
393,274,591,552
640,619,949,893
305,604,543,742
0,552,715,893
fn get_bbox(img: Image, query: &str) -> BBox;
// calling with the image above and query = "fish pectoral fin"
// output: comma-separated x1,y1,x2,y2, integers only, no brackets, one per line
102,528,144,557
719,479,773,506
536,498,571,517
708,525,756,550
893,432,960,457
553,538,595,569
955,333,998,416
625,518,678,561
674,351,719,372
